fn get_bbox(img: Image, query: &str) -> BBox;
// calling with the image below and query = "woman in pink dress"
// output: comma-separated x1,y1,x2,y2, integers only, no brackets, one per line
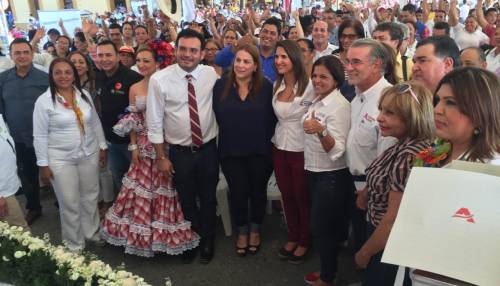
100,47,199,257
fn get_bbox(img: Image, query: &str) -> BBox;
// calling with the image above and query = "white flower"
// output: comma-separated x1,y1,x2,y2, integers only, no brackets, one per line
164,277,172,286
2,256,9,261
14,251,26,259
116,270,129,279
71,256,85,267
122,278,137,286
70,272,80,280
28,242,43,251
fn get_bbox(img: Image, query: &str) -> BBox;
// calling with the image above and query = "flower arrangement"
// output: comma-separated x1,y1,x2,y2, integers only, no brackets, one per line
414,139,452,168
0,221,165,286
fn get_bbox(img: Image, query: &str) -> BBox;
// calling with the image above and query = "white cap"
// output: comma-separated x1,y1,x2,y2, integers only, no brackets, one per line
270,12,282,20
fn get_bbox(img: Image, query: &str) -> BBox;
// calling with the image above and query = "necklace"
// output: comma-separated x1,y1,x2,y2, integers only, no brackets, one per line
413,138,451,168
56,92,85,135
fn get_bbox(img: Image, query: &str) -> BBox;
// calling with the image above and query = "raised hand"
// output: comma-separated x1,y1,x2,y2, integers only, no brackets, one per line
34,27,46,41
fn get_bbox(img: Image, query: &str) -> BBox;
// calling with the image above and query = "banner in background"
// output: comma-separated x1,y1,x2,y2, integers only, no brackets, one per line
38,9,82,47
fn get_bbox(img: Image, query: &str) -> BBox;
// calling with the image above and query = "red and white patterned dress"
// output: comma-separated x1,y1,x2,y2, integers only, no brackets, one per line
100,101,199,257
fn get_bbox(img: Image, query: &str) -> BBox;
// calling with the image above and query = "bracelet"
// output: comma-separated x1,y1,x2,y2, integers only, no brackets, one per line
128,144,138,151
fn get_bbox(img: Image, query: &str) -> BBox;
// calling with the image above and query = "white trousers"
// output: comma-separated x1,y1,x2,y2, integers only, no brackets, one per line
50,151,100,250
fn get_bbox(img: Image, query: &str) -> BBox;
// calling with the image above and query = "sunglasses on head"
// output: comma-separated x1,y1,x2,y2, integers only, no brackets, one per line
395,83,420,104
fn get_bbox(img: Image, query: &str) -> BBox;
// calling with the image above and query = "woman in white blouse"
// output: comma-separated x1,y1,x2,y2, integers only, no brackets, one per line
301,55,354,286
273,40,315,263
33,58,107,252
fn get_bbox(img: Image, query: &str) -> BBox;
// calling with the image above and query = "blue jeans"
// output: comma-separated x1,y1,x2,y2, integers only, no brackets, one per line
307,168,354,283
107,143,131,190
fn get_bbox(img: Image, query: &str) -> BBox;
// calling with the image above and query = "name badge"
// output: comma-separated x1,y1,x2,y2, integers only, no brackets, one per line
300,100,313,107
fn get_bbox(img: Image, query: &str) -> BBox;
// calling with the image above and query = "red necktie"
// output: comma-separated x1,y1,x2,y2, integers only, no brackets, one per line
186,74,203,147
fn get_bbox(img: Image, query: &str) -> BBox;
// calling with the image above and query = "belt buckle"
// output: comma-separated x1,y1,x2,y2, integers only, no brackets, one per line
190,145,199,153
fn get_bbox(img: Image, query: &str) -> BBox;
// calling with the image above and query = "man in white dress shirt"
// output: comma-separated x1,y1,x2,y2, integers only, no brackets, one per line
344,39,396,252
0,114,28,230
147,29,219,264
312,20,338,62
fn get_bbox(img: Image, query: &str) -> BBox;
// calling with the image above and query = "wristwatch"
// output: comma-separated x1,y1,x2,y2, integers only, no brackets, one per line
318,128,328,138
127,144,138,151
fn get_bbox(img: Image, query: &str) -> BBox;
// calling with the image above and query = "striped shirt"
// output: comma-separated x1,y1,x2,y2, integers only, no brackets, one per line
366,138,431,227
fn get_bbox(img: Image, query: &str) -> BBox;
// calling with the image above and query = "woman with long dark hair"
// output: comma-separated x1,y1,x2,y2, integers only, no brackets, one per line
272,40,314,264
33,58,107,252
68,51,96,98
213,44,276,257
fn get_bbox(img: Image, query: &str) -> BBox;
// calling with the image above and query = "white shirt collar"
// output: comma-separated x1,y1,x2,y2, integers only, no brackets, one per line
356,76,390,102
175,64,202,80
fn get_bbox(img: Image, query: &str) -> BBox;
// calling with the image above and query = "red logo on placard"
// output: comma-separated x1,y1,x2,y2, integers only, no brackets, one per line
115,82,122,90
452,208,475,223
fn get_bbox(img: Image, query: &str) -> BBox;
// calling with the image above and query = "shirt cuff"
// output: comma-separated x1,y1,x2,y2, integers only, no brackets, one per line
99,143,108,150
148,133,164,144
37,160,48,167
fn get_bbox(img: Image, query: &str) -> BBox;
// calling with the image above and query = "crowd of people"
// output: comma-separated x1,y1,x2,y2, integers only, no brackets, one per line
0,0,500,285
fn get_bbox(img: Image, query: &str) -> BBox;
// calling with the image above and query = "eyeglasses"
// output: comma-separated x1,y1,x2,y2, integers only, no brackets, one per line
395,83,420,104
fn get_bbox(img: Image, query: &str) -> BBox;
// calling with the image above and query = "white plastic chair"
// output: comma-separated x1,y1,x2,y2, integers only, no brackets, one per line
216,172,232,236
267,172,286,225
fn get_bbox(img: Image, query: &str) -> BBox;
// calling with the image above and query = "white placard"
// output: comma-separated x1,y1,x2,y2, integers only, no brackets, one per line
382,167,500,286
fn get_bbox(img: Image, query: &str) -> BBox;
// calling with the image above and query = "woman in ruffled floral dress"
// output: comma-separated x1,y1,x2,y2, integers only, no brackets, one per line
100,47,199,257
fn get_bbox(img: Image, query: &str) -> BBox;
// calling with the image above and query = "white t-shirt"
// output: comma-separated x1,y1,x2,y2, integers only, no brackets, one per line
452,24,490,50
486,48,500,77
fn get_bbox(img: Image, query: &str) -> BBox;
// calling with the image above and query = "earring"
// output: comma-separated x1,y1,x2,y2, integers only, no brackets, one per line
473,128,481,136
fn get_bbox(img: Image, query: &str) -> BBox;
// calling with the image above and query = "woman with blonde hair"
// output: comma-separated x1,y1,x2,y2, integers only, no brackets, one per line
354,81,435,285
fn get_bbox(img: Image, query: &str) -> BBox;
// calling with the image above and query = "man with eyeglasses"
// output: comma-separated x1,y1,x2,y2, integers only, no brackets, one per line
0,38,49,225
344,39,396,259
147,29,219,265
